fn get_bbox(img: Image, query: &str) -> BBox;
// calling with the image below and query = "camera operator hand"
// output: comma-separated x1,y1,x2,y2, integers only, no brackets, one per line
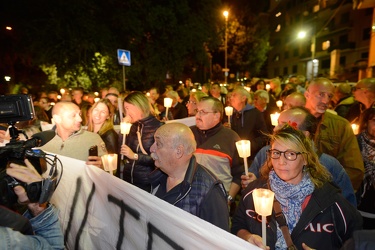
7,159,46,217
2,159,64,249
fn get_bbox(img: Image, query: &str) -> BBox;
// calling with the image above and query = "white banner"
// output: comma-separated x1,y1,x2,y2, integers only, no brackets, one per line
50,154,259,250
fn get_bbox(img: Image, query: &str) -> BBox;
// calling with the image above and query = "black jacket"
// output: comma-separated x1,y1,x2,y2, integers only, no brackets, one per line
119,115,163,191
232,179,363,250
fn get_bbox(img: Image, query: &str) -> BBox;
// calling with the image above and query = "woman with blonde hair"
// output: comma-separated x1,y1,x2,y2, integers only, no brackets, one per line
119,91,163,191
232,124,362,250
87,99,118,154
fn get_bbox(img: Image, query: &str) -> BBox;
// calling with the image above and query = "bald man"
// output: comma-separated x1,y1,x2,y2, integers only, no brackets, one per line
283,92,306,110
149,123,229,230
305,78,364,191
40,102,106,167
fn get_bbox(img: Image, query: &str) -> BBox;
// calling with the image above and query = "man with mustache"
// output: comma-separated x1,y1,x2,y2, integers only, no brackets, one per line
304,78,364,191
149,123,229,230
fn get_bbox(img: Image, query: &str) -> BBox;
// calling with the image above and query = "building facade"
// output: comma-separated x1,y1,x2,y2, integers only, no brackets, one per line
267,0,373,82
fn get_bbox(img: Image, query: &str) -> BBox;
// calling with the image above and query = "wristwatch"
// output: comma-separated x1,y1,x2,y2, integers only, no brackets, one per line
227,195,234,203
133,153,138,160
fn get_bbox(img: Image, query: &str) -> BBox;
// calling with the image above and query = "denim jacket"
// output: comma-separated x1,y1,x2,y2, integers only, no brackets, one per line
0,204,64,250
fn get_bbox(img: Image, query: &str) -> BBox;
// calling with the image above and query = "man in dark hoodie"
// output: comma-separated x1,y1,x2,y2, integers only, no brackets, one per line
226,87,269,159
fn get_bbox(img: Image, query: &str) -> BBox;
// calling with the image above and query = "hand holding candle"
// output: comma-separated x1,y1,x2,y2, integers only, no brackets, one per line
252,188,275,246
236,140,251,176
225,106,233,126
164,97,173,120
120,121,132,159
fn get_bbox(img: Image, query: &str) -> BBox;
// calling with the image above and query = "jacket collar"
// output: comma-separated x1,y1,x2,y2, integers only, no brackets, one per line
196,122,223,138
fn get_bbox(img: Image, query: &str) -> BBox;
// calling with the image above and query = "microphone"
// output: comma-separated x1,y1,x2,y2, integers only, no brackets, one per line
32,130,56,146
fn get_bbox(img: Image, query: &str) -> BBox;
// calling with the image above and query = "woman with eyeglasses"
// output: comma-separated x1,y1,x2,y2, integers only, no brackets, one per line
232,124,362,250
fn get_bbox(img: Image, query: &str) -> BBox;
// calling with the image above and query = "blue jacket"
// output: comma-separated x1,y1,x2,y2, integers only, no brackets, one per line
249,145,357,206
0,204,64,249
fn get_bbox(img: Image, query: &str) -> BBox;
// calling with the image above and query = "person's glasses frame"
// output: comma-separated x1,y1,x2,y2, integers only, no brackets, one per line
267,149,305,161
187,100,197,105
195,109,217,116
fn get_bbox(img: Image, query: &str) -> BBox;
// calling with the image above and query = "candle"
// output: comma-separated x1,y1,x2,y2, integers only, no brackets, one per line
120,122,132,160
118,97,124,121
235,140,251,176
276,100,283,110
225,106,233,125
266,84,271,91
164,97,173,120
270,112,280,126
351,124,359,135
252,188,275,246
60,88,66,95
101,154,118,175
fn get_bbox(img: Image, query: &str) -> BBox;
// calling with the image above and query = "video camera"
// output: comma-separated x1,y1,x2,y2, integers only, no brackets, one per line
0,94,59,208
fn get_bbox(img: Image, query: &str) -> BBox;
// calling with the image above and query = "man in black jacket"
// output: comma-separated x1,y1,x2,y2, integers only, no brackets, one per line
149,123,229,230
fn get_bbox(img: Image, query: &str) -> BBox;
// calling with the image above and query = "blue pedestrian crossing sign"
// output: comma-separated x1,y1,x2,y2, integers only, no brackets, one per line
117,49,131,66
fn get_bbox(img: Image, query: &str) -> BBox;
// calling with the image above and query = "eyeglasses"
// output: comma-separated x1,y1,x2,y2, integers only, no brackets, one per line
267,149,305,161
195,109,217,116
187,100,196,105
352,86,367,92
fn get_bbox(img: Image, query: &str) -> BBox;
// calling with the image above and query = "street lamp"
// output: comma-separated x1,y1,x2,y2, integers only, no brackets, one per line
297,30,317,80
223,10,229,84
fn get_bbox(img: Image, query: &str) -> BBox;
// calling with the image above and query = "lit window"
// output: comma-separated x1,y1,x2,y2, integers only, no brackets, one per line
322,40,330,50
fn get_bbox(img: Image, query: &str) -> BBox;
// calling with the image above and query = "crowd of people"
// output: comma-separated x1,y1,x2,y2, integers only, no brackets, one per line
1,75,374,249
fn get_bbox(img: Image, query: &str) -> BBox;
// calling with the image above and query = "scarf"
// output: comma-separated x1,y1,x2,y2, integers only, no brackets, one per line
269,170,314,249
358,131,375,190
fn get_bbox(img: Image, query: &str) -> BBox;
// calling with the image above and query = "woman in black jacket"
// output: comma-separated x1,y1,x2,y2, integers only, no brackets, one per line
119,91,163,191
232,124,362,250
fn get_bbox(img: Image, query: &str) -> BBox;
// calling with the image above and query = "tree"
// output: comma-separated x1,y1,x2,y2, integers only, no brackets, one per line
0,0,222,91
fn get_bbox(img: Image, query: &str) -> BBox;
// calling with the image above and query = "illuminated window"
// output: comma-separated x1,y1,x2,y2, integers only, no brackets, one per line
322,40,330,50
275,24,281,32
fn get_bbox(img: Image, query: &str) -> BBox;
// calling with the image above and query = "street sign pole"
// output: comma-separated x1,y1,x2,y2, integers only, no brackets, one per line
123,65,126,92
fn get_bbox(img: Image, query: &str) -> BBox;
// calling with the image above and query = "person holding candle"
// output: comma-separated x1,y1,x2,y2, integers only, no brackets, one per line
244,107,357,206
227,87,269,160
356,107,375,229
87,99,119,154
253,89,279,133
118,91,163,192
232,124,362,250
165,91,188,120
190,96,243,205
